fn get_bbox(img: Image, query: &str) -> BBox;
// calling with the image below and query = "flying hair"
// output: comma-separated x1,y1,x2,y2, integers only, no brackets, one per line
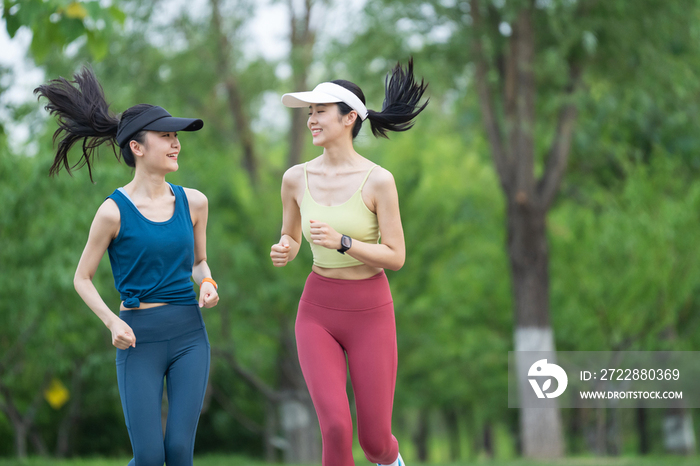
34,66,121,182
333,57,429,139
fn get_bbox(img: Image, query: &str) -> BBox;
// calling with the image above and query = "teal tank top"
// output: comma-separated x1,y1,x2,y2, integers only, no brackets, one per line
107,183,198,308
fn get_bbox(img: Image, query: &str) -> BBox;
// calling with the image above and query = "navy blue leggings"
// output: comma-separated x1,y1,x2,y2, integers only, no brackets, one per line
116,304,210,466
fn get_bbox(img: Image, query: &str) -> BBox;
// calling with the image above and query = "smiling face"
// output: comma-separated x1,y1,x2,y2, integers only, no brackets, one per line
307,103,356,147
130,131,181,173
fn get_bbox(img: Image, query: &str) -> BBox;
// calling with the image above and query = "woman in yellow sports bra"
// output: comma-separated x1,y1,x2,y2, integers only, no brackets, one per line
270,59,428,466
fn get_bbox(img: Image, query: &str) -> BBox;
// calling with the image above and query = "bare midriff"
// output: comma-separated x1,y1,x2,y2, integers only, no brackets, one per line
312,263,383,280
120,302,169,311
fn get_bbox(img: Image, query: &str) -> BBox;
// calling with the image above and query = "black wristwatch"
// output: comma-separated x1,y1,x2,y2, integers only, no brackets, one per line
337,235,352,254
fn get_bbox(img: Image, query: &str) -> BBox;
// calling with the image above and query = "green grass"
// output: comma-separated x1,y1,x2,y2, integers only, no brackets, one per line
0,455,699,466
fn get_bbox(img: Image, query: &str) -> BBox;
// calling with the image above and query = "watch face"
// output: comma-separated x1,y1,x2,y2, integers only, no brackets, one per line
342,235,351,249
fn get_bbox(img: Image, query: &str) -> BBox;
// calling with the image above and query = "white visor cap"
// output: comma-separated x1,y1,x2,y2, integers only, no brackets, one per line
281,82,369,120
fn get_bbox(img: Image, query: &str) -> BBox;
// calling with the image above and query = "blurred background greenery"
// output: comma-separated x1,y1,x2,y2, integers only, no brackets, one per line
1,0,700,464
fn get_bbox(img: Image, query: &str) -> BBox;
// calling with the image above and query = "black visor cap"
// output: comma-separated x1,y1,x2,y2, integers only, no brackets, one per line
142,116,203,133
116,106,203,147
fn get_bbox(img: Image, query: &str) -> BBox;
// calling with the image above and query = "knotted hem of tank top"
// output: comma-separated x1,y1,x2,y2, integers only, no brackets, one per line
123,296,141,309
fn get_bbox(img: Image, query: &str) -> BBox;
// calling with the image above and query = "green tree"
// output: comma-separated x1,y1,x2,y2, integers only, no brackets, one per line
332,0,700,457
6,0,700,460
0,141,130,457
550,155,700,455
2,0,124,63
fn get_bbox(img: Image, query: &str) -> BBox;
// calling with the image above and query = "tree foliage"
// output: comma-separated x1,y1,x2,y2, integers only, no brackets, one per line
3,0,125,62
2,0,700,460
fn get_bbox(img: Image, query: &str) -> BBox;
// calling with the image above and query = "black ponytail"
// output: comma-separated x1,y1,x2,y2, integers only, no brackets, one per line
34,66,152,182
333,57,429,140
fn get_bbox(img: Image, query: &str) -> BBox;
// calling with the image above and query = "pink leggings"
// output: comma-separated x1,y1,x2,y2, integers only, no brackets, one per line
295,271,399,466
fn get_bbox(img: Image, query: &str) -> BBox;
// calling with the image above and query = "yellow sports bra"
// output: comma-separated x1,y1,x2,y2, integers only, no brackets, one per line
300,163,381,268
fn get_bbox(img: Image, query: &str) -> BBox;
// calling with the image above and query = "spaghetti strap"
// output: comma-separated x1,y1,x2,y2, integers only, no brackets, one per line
303,163,309,189
359,165,378,190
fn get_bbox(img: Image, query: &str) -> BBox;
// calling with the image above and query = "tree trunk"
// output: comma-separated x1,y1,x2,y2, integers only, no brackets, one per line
14,424,28,459
483,421,494,458
413,407,430,462
213,312,321,463
264,401,278,463
508,407,521,456
514,347,564,458
277,318,321,464
279,3,321,453
594,407,606,455
663,405,696,455
288,106,308,169
471,1,578,456
286,0,315,169
210,0,257,183
279,393,320,463
507,203,550,329
510,205,564,458
659,327,695,455
444,408,461,461
56,360,83,458
607,404,621,455
0,373,52,458
637,406,650,455
568,399,581,454
30,429,48,456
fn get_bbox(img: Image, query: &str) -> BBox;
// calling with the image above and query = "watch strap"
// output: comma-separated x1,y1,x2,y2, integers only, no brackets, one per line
337,235,351,254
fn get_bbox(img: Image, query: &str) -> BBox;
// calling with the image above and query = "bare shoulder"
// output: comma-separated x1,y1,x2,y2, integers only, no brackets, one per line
366,166,397,193
92,198,121,238
95,198,121,225
282,163,306,190
183,187,208,210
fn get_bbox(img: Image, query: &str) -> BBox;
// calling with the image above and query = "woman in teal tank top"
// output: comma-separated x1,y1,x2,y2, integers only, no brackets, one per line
36,67,218,466
271,59,428,466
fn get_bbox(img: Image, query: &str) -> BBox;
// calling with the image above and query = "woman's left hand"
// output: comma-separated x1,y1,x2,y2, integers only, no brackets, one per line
199,282,219,308
309,220,342,250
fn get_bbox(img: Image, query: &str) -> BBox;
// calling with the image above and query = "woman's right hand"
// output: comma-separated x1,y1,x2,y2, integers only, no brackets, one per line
108,318,136,349
270,240,291,267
